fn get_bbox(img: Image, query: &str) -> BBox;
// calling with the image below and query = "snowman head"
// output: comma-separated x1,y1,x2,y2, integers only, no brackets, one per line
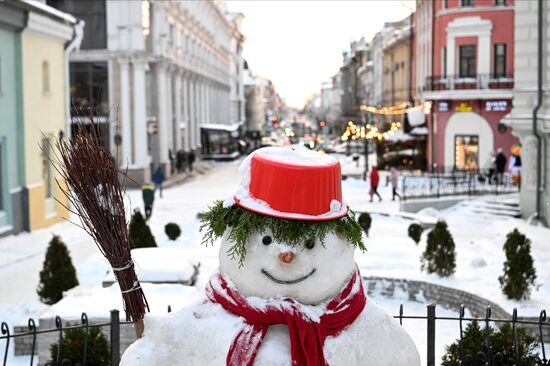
202,147,365,305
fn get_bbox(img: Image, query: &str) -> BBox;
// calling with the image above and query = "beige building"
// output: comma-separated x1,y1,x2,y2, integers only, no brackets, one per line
382,16,412,107
20,4,81,230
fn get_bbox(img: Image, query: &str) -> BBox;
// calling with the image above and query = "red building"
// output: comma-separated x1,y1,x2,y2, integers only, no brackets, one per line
414,0,518,171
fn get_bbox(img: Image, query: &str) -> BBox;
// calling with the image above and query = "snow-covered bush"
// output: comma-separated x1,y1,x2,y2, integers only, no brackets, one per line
50,326,110,366
165,222,182,241
129,209,157,248
357,212,372,237
441,321,537,365
498,228,537,300
37,235,79,305
408,223,423,244
421,221,456,277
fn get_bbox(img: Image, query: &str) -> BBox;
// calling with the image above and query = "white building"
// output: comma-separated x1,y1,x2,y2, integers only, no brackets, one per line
503,0,550,225
48,0,234,184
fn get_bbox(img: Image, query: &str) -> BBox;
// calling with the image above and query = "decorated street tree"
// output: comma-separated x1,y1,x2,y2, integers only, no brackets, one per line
129,209,157,248
421,221,456,277
37,235,79,305
498,229,537,300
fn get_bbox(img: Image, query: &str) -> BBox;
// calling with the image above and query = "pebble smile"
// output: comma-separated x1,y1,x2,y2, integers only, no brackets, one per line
261,268,317,284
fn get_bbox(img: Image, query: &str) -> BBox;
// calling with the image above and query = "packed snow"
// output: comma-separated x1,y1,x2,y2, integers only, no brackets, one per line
1,156,549,365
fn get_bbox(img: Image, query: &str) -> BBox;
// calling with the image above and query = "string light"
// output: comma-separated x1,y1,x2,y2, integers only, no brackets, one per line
340,120,402,142
359,101,431,115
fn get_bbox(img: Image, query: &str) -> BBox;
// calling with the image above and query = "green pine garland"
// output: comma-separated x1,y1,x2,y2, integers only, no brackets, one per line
200,200,366,265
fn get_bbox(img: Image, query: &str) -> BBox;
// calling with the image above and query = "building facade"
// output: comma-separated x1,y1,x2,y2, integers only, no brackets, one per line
503,0,550,224
0,0,80,237
415,0,517,171
48,0,235,184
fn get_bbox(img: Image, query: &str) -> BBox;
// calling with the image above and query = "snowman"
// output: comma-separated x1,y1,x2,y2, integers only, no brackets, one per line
121,147,420,366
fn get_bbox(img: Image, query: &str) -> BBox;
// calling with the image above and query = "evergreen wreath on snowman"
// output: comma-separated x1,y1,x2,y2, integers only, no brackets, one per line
121,147,420,366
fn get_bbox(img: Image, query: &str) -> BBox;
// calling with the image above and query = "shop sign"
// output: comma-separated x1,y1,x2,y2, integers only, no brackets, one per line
438,102,449,112
455,102,473,112
486,100,508,112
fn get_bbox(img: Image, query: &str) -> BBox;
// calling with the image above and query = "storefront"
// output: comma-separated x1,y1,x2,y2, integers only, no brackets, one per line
432,99,517,171
201,124,243,160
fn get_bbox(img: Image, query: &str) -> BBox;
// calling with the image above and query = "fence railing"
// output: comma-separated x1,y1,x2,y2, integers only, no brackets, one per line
2,304,548,366
402,170,519,201
424,74,514,91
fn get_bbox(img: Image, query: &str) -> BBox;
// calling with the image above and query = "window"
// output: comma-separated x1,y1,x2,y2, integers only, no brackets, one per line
47,0,106,49
0,142,3,211
495,0,506,5
169,24,174,48
461,0,474,6
494,44,507,78
41,138,53,198
455,135,479,170
443,0,448,9
442,47,447,78
42,61,50,94
70,62,109,115
459,45,476,78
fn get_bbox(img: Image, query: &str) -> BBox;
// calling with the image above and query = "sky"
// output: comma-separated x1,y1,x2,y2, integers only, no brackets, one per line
226,1,415,108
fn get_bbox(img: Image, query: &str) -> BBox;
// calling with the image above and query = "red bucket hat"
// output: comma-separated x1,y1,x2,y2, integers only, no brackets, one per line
233,147,349,221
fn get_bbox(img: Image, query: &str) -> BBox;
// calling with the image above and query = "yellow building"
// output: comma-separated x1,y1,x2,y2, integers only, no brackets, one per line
20,6,81,231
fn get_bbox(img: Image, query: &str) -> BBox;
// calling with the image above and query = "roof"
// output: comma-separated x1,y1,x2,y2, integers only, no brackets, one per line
16,0,78,24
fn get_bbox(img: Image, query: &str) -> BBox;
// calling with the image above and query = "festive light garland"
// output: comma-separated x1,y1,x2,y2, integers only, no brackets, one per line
360,101,432,115
341,120,402,142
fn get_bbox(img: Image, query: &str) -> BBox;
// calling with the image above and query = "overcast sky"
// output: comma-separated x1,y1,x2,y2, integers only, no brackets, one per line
226,1,415,108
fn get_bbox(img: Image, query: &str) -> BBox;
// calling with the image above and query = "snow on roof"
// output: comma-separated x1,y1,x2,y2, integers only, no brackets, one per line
20,0,78,24
201,123,242,132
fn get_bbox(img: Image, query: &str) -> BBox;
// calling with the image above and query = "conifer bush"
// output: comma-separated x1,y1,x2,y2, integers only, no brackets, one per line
50,326,110,366
129,209,157,248
357,212,372,237
165,222,182,241
37,235,79,305
498,229,537,300
408,223,423,244
441,321,538,365
421,220,456,277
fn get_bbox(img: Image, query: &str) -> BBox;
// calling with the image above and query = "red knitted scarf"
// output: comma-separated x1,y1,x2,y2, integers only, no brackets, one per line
205,266,366,366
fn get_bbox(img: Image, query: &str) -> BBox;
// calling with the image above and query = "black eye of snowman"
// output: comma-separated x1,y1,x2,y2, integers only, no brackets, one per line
305,238,315,250
262,236,272,245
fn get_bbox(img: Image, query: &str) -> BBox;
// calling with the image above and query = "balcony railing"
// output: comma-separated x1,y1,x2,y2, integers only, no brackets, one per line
424,74,514,92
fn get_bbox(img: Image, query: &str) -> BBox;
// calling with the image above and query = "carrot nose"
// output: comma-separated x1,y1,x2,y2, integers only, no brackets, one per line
279,251,295,264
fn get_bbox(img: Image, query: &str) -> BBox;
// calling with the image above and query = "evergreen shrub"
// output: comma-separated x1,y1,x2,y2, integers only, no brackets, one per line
421,220,456,277
165,222,182,241
50,326,110,366
498,229,537,300
129,209,157,248
357,212,372,237
408,223,423,244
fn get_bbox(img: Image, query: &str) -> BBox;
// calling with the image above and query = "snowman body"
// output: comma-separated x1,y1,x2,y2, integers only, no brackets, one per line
121,231,420,366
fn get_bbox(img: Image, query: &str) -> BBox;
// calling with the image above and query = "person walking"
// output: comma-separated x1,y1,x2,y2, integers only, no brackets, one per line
142,182,155,220
390,167,400,201
187,151,196,173
369,166,382,202
152,167,165,198
484,151,496,184
495,148,507,184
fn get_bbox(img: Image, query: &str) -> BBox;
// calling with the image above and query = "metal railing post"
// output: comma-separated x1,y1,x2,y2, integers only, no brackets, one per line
110,310,120,366
427,304,436,366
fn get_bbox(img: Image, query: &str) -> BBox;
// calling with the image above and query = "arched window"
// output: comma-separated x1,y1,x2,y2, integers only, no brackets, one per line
42,61,50,94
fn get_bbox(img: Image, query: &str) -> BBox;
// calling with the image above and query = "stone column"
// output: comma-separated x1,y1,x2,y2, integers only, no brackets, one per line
174,72,183,152
182,74,190,152
119,59,132,167
132,59,149,169
156,63,169,166
189,77,197,150
196,78,202,148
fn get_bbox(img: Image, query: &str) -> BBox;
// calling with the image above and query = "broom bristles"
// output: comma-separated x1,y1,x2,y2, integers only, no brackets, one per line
49,115,149,324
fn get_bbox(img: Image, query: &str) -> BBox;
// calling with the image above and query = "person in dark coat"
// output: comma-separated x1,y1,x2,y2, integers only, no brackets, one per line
142,182,155,220
187,151,196,173
152,167,165,198
369,166,382,202
495,148,507,184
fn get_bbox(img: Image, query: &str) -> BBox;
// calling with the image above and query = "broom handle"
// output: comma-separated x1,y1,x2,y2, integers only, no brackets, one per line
135,319,145,338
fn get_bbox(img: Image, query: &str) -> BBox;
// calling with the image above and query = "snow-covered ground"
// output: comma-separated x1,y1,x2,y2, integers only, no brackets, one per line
1,157,549,365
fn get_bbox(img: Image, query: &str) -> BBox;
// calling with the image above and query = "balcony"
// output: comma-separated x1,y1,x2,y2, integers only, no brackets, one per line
424,74,514,92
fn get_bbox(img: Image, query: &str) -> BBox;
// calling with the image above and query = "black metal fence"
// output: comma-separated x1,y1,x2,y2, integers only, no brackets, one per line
1,304,549,366
402,170,519,201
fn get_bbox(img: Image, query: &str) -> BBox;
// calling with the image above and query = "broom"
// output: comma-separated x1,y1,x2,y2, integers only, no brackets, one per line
49,115,149,337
